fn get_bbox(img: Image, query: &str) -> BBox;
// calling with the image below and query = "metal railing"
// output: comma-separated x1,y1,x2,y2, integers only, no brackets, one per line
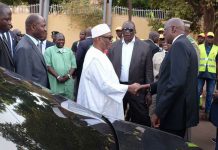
113,6,168,19
10,4,168,19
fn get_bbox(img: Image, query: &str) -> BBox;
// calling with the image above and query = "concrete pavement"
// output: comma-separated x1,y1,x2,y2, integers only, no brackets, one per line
192,119,216,150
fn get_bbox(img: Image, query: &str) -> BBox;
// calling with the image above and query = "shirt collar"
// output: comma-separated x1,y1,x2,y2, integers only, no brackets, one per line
172,34,183,44
26,34,40,46
42,40,46,45
122,36,135,44
55,46,67,53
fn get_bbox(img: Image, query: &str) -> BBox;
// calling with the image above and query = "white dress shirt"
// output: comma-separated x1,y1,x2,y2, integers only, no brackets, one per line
77,46,128,120
42,40,46,55
120,36,135,82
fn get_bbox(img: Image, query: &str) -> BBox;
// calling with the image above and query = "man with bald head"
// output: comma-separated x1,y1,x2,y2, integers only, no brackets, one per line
14,14,49,88
0,2,14,71
109,21,153,126
44,33,76,99
142,18,199,137
144,31,161,57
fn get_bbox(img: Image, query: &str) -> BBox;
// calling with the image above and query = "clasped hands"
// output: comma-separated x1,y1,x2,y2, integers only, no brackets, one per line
128,83,151,95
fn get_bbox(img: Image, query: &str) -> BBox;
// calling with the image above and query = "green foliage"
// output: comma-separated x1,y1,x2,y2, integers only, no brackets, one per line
63,0,103,29
148,18,164,31
0,0,24,5
112,0,149,8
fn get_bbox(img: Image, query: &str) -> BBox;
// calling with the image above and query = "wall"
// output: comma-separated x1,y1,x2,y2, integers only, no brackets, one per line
111,14,151,40
12,13,151,48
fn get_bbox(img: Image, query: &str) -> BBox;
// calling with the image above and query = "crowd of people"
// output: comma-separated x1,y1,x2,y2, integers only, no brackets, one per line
1,2,218,148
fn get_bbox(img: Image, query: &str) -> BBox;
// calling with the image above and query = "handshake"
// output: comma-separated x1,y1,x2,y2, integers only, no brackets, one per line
127,83,151,95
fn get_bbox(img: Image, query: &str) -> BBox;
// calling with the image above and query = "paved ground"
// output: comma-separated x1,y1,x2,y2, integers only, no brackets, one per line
192,119,216,150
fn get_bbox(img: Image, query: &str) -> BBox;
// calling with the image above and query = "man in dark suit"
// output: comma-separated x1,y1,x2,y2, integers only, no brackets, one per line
0,3,14,71
14,14,49,88
143,18,199,137
71,30,86,54
144,31,161,57
75,27,93,98
109,21,153,126
3,29,17,58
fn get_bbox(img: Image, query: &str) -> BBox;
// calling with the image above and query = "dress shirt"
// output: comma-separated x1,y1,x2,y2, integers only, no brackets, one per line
0,32,13,57
4,32,13,53
41,40,46,54
172,34,183,44
77,46,128,120
26,34,39,47
120,36,135,82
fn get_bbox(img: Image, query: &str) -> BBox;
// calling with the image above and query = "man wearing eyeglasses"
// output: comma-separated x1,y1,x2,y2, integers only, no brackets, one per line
109,21,153,126
77,23,141,120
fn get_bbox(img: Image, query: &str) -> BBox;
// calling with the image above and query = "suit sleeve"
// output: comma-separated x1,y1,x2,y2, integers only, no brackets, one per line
14,47,32,80
155,41,190,119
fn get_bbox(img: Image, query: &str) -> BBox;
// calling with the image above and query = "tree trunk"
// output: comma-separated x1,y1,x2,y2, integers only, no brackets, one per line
128,0,132,21
203,1,215,32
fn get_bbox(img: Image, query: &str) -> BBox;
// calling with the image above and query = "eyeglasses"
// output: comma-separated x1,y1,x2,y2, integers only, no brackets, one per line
100,35,113,41
122,28,134,32
17,34,23,37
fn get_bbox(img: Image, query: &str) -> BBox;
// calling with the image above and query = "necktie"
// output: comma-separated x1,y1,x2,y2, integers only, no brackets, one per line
5,32,13,57
37,41,43,53
2,33,13,57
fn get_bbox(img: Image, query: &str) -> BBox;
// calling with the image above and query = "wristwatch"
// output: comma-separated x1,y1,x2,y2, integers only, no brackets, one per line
56,76,61,79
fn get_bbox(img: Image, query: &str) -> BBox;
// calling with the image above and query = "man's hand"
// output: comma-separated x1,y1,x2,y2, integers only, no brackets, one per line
151,113,160,128
140,84,151,90
128,83,141,95
145,92,152,107
57,76,65,83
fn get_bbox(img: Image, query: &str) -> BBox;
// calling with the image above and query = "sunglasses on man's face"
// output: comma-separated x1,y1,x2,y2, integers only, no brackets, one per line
122,28,134,32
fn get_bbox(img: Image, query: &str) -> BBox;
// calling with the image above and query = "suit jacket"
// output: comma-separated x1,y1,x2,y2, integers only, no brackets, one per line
46,40,55,49
109,38,153,85
8,31,18,55
76,37,93,81
151,35,199,130
144,39,160,57
14,35,49,88
71,40,79,53
0,37,14,71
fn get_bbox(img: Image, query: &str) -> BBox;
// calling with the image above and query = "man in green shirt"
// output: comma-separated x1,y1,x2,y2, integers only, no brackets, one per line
44,33,77,100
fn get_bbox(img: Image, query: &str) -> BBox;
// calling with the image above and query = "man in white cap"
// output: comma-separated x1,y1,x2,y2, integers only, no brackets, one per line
77,23,141,120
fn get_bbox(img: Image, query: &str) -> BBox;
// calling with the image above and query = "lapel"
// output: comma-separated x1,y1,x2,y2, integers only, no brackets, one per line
128,39,138,79
24,36,47,69
116,40,123,78
0,37,14,65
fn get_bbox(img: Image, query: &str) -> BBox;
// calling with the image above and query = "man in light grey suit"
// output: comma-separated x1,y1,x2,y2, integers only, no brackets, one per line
109,21,153,126
14,14,49,88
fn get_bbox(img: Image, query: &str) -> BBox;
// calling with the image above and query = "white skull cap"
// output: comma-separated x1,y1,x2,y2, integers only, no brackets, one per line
91,23,111,38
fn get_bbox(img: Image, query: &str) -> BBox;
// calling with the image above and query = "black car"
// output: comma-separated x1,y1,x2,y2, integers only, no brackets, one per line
0,67,193,150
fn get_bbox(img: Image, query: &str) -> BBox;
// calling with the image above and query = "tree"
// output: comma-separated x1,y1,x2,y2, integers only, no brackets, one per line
112,0,149,8
187,0,218,44
150,0,218,44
